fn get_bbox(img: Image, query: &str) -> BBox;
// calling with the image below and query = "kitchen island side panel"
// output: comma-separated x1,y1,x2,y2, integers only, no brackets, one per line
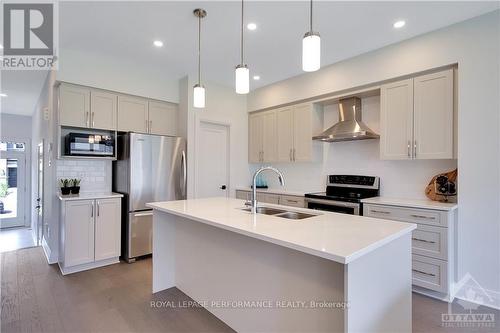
153,211,346,332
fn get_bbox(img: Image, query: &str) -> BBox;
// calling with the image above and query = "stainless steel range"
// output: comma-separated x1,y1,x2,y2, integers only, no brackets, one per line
305,175,380,215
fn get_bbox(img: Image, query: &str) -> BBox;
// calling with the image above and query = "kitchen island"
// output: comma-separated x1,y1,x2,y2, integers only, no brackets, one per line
147,197,416,333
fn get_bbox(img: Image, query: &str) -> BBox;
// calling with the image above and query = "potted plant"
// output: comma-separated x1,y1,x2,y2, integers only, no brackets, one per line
60,179,71,195
71,178,81,195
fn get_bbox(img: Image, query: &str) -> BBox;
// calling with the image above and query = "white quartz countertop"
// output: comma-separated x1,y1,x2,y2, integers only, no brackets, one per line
147,197,416,264
235,187,309,197
361,197,458,211
58,192,124,201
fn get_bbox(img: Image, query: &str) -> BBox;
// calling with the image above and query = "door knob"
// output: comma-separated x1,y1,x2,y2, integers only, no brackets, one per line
220,185,227,190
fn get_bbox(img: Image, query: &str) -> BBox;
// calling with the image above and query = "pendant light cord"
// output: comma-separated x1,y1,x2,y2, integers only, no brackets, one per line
240,0,244,65
198,14,201,84
309,0,313,32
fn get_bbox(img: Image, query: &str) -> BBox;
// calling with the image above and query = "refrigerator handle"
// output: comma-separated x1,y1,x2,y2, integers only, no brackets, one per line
181,150,187,197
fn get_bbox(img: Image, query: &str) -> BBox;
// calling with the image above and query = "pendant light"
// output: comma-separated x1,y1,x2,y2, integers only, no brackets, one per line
193,8,207,108
302,0,320,72
235,0,249,94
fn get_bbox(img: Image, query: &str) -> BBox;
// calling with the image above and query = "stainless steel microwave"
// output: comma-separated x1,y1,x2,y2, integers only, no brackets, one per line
65,133,115,157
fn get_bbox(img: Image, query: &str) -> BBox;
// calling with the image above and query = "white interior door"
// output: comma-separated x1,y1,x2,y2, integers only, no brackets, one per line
0,142,27,229
196,121,229,198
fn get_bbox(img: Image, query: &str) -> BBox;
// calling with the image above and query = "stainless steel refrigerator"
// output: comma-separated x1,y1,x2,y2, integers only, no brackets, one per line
113,133,186,262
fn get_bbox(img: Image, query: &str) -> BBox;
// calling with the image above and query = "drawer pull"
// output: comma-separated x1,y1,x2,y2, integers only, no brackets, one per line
412,237,436,244
286,199,299,203
410,214,435,220
371,209,391,214
412,269,436,277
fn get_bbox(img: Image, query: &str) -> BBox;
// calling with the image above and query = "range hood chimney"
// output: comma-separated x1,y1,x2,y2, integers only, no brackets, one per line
312,97,379,142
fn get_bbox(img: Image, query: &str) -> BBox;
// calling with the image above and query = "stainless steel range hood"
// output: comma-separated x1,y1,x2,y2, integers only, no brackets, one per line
313,97,379,142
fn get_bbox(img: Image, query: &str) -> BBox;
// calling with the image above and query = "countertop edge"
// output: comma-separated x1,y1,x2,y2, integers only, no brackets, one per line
58,192,124,201
361,197,458,211
146,202,415,265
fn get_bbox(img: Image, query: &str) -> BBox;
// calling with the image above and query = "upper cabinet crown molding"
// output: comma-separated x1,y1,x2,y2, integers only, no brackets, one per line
380,68,455,160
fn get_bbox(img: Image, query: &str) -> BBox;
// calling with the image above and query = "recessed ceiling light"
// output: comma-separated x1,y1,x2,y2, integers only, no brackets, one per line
0,44,3,49
0,93,8,97
253,75,260,80
153,40,164,47
247,23,257,31
393,20,406,29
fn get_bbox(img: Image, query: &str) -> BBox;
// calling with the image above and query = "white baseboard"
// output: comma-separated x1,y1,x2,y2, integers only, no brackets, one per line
453,282,500,311
42,237,57,264
58,257,120,275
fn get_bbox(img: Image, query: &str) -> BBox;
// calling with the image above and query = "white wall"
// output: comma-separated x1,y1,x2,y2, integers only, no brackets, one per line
179,76,251,199
31,70,59,262
57,48,179,103
249,11,500,302
0,113,33,227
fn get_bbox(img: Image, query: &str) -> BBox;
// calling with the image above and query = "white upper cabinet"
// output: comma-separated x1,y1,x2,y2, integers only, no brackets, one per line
262,111,277,162
249,113,264,163
59,84,91,128
148,101,178,136
250,103,316,163
90,90,117,130
117,95,149,133
380,79,414,160
276,107,294,162
413,69,454,159
380,68,455,160
94,198,121,261
292,104,313,162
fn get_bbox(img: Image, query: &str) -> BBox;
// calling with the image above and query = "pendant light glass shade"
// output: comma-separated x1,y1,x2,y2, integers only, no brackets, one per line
193,84,205,108
302,31,321,72
235,64,249,94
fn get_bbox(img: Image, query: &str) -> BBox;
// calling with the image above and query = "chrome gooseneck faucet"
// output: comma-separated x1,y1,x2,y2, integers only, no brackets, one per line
250,166,285,213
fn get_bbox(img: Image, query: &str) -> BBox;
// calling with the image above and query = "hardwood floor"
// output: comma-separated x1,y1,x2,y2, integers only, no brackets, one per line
1,247,498,333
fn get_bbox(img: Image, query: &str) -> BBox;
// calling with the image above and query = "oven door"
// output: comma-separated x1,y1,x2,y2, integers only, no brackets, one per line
305,198,360,215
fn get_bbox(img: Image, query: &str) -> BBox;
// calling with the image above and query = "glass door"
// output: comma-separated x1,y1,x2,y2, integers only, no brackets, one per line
0,142,26,229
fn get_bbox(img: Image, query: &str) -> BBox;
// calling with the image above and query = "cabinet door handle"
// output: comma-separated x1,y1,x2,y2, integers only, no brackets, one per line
86,111,90,127
407,140,411,158
412,237,436,244
289,148,293,161
371,209,391,214
145,120,148,132
412,269,436,277
414,140,417,158
97,201,100,217
91,112,95,128
410,214,435,220
293,148,296,161
149,120,152,132
90,202,94,218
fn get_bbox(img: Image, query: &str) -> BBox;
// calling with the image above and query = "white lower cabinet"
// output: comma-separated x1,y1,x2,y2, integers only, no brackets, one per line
235,190,305,208
364,203,456,301
59,197,121,275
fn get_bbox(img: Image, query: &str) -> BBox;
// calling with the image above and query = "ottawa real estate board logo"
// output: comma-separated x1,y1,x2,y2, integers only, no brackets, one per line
2,2,58,70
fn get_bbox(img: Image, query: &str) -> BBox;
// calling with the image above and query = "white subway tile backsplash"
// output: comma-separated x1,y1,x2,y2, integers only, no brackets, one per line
56,159,112,193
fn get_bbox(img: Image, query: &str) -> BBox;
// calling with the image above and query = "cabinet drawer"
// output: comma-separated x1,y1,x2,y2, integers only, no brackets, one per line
364,204,446,227
235,190,250,201
412,224,447,260
257,193,280,205
280,195,305,208
412,254,448,293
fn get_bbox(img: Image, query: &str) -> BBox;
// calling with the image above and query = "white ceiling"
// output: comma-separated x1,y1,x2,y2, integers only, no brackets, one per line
1,1,499,116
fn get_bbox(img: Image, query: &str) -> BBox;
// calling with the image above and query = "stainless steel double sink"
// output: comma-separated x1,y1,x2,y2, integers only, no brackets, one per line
240,206,318,220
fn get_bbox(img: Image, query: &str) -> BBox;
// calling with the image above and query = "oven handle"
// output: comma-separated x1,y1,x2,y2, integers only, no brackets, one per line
304,197,360,209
